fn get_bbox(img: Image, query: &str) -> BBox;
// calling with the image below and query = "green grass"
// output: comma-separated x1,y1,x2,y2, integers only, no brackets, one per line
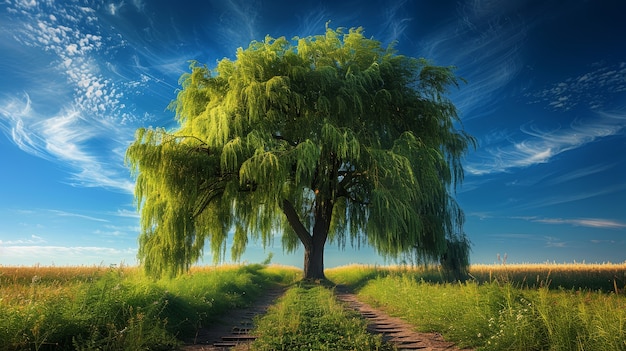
0,264,300,350
249,282,394,351
327,266,626,351
3,263,625,350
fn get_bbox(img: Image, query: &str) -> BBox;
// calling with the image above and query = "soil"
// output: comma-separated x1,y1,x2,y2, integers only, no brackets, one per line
180,284,473,351
180,286,286,351
335,285,474,351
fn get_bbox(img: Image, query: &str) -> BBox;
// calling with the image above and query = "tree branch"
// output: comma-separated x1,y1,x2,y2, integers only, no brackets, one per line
281,199,313,249
272,134,298,147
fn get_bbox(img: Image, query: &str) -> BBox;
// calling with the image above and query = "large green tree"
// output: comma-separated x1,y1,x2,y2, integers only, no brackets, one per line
126,26,474,279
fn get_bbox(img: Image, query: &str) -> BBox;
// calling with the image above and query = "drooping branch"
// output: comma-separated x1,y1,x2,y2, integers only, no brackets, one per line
127,26,474,279
193,178,228,219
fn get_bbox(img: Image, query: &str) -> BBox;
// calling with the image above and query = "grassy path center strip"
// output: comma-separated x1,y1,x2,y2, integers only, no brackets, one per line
249,283,395,351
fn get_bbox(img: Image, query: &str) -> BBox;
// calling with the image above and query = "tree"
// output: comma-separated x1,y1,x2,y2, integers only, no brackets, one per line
126,26,475,279
439,236,471,282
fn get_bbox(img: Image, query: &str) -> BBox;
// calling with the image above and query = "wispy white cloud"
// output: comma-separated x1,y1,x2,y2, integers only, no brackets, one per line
527,62,626,111
375,0,412,46
0,245,138,265
467,62,626,176
589,239,619,245
489,232,536,240
544,236,567,248
488,232,569,248
114,209,140,218
0,94,135,192
49,209,109,223
0,94,49,159
131,0,145,12
514,216,626,229
539,218,626,229
94,229,125,237
465,110,626,175
295,7,331,38
214,0,260,52
0,234,46,245
543,163,617,186
418,0,529,119
1,1,141,192
107,2,123,16
524,183,626,209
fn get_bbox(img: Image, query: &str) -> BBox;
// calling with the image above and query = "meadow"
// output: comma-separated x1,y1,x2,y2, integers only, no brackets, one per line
1,262,625,350
0,264,300,350
327,262,626,351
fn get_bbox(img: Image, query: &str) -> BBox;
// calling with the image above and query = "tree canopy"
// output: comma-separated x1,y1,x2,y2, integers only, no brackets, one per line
126,26,475,279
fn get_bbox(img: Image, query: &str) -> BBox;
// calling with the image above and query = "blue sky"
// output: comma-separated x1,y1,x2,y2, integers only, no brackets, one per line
1,0,625,267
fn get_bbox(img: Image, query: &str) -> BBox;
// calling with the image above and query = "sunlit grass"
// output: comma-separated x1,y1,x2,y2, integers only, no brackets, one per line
328,263,626,351
470,262,626,292
3,262,624,350
328,261,626,292
250,282,394,351
0,264,300,350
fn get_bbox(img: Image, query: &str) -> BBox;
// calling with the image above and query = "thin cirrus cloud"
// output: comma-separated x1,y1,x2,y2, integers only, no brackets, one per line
519,182,626,210
487,232,567,249
514,216,626,230
0,234,46,245
527,62,626,111
213,0,261,53
541,162,616,186
1,1,147,193
418,0,529,119
0,93,135,192
48,209,110,223
465,110,626,175
373,0,412,46
0,245,138,264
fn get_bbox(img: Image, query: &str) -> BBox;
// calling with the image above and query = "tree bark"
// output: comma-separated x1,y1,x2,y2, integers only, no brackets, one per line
281,198,331,280
303,233,326,280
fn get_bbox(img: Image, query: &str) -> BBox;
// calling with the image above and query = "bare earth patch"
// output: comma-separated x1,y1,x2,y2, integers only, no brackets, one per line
335,285,474,351
181,286,286,351
181,284,473,351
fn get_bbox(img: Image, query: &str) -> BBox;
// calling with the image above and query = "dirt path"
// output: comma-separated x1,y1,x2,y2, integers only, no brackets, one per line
180,284,472,351
334,285,473,351
180,286,286,351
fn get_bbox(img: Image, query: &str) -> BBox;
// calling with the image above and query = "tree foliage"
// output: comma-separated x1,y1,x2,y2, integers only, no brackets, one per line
126,26,475,278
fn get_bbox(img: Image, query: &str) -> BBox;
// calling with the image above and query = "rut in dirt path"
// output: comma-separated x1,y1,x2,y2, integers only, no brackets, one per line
181,286,286,351
181,283,473,351
334,285,473,351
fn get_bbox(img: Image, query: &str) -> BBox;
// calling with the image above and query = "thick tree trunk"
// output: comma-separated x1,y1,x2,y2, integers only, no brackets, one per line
281,199,331,280
303,234,326,280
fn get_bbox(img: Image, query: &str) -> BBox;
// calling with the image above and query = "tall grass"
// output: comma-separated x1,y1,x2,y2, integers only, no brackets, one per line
250,283,394,351
329,262,626,292
327,264,626,351
470,262,626,292
0,264,300,350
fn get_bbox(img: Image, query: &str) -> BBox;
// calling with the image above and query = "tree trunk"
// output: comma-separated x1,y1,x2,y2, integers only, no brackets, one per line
303,234,326,280
281,198,331,280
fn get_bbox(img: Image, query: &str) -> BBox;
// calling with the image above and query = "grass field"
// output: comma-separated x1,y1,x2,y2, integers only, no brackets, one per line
327,262,626,351
0,264,300,350
1,262,625,350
